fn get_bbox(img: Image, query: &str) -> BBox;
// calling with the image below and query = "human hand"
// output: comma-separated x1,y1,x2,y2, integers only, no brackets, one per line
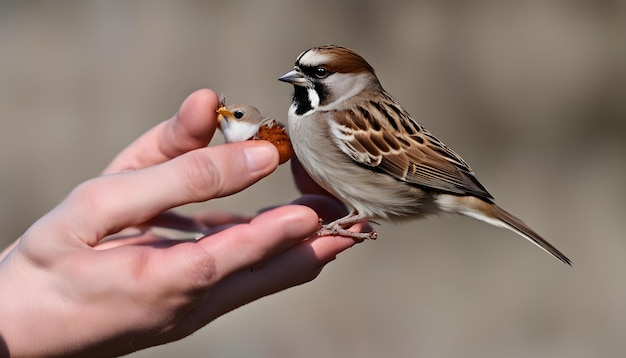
0,89,365,357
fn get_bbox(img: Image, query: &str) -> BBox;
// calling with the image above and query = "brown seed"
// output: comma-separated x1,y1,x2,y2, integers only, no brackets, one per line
257,121,293,164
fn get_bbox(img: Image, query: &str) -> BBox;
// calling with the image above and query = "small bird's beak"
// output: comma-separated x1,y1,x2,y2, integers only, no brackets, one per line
216,107,233,125
216,107,233,132
278,69,307,87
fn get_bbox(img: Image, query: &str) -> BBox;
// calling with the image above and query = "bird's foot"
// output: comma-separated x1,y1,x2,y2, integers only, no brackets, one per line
315,222,377,241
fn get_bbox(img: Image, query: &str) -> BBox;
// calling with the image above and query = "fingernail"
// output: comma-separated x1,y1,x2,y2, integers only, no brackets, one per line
244,143,276,172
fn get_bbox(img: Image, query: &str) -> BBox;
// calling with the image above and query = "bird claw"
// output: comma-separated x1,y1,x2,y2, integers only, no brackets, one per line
315,223,377,241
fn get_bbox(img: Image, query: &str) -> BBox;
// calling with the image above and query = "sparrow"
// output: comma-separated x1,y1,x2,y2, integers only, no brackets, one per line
216,97,293,164
278,45,571,265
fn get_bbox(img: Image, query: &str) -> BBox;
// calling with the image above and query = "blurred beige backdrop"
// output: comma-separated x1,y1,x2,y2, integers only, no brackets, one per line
1,1,625,357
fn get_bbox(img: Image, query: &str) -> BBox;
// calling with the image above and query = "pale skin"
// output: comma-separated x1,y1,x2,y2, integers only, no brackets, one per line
0,89,366,357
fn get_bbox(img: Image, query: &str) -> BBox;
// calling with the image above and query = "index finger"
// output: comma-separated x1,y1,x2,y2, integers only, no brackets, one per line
33,141,278,247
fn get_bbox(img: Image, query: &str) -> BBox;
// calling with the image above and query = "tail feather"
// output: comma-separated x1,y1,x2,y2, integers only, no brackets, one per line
447,195,572,266
491,205,571,266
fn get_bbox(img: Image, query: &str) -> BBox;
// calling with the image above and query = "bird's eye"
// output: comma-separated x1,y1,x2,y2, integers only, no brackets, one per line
234,110,244,119
314,67,328,78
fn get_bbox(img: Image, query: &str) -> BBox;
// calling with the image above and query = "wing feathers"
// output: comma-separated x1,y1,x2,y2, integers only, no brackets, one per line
331,90,493,201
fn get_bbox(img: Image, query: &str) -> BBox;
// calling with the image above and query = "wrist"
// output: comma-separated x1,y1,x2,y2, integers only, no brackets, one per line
0,255,84,356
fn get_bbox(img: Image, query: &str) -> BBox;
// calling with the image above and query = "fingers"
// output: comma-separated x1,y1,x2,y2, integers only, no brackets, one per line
182,222,367,329
104,89,219,174
35,141,279,246
198,205,321,280
121,205,321,323
108,206,363,339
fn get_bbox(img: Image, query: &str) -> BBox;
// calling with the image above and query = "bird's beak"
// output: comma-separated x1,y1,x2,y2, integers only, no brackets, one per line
216,107,232,126
278,69,307,87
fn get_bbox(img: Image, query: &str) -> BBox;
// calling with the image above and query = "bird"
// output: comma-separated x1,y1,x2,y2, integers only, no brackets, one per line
216,98,293,164
278,45,571,265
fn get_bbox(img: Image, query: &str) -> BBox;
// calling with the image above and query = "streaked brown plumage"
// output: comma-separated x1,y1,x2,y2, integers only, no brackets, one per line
279,45,571,265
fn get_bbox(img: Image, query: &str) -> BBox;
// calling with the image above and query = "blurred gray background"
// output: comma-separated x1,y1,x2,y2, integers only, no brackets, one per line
1,1,625,357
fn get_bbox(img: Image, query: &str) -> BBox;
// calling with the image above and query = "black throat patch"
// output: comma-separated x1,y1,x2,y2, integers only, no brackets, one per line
293,86,313,115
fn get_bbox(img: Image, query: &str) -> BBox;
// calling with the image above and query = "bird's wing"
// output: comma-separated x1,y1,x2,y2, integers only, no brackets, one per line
329,91,493,201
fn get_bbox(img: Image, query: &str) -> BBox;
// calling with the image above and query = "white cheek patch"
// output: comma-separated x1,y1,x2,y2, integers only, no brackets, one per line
307,87,320,108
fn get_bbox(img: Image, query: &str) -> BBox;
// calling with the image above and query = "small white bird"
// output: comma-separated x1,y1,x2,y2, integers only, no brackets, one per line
217,100,293,164
279,45,571,265
217,103,267,143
